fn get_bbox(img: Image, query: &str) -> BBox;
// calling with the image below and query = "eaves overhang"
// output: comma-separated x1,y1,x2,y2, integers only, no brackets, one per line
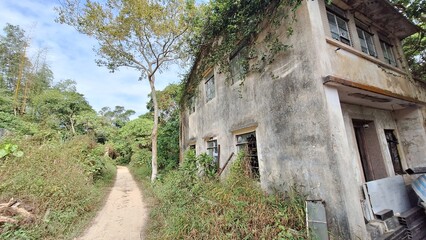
323,75,426,110
343,0,420,39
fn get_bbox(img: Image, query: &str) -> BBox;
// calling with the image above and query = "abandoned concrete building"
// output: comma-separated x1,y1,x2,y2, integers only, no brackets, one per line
180,0,426,239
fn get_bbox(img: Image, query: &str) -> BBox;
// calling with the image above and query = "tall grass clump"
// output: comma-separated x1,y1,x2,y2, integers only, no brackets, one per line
0,135,116,239
142,150,307,239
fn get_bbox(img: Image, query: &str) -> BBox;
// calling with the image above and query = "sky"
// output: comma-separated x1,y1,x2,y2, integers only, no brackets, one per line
0,0,184,118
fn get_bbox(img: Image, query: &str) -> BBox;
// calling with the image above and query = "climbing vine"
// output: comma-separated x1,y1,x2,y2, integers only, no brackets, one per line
182,0,302,106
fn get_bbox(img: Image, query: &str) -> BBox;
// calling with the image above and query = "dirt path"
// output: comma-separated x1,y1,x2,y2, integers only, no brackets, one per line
77,166,148,240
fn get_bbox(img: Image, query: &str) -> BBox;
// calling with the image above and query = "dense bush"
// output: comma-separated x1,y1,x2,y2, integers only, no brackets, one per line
0,135,116,239
112,116,153,165
0,112,39,135
131,151,307,240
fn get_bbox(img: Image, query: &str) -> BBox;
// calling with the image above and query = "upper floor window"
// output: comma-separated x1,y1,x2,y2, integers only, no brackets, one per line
188,96,196,114
205,73,215,102
380,40,397,67
229,47,246,85
327,6,351,46
356,24,377,57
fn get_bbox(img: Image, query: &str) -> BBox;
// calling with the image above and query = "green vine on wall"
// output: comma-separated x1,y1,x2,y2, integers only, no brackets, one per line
182,0,302,107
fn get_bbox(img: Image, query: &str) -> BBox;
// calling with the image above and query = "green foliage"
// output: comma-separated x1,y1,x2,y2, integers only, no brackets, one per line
157,115,180,170
0,88,13,113
182,0,302,106
196,152,217,178
0,111,39,135
112,116,153,165
56,0,196,77
0,142,23,159
390,0,426,82
146,83,182,171
181,149,197,175
0,23,54,117
0,135,116,239
137,151,307,239
147,83,182,123
0,23,28,91
56,0,198,180
31,87,93,135
99,105,135,128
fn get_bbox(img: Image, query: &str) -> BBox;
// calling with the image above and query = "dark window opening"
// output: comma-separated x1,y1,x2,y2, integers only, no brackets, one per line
236,132,259,179
229,46,246,85
384,130,403,175
356,26,377,57
189,144,196,150
207,140,219,169
380,40,397,66
205,74,215,102
188,96,196,114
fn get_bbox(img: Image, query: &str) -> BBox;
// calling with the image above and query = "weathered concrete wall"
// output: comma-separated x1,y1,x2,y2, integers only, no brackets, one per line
182,1,368,238
341,103,407,182
325,39,426,103
181,0,426,239
318,0,426,103
393,107,426,169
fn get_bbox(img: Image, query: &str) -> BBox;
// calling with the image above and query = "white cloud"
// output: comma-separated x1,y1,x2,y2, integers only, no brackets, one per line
0,0,183,118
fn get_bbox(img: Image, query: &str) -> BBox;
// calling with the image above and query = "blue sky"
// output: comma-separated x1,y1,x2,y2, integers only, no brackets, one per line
0,0,184,117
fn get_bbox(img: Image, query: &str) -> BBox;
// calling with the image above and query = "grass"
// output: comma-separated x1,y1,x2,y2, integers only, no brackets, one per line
0,135,116,240
129,153,308,240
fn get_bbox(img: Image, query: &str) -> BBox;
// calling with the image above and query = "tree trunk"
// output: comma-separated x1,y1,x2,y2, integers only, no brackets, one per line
13,45,27,116
149,75,159,182
70,115,76,135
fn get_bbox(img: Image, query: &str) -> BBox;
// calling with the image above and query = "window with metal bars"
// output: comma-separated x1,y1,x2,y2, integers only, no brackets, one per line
236,132,259,179
384,130,403,175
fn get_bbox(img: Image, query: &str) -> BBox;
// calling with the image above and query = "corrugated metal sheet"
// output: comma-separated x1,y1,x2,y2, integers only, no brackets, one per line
412,174,426,202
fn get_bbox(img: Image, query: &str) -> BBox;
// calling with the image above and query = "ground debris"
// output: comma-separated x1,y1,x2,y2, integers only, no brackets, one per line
0,198,35,226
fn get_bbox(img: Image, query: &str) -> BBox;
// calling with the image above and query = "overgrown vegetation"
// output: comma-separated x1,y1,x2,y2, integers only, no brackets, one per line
390,0,426,82
0,135,116,239
130,151,307,240
182,0,302,106
0,23,118,239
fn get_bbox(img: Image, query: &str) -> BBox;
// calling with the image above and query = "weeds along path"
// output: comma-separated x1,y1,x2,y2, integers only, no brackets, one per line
77,166,148,240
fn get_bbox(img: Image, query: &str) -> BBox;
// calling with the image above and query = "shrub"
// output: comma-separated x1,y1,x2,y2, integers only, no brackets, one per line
0,135,116,239
141,151,307,239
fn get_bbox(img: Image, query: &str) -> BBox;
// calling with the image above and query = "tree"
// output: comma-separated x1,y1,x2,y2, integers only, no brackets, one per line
0,24,28,92
147,83,182,170
75,110,116,142
99,105,135,128
32,81,93,135
0,24,54,115
56,0,197,181
115,116,153,165
147,83,182,123
391,0,426,82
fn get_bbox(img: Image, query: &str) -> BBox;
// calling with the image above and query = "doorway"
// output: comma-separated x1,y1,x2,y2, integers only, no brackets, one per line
352,119,387,182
